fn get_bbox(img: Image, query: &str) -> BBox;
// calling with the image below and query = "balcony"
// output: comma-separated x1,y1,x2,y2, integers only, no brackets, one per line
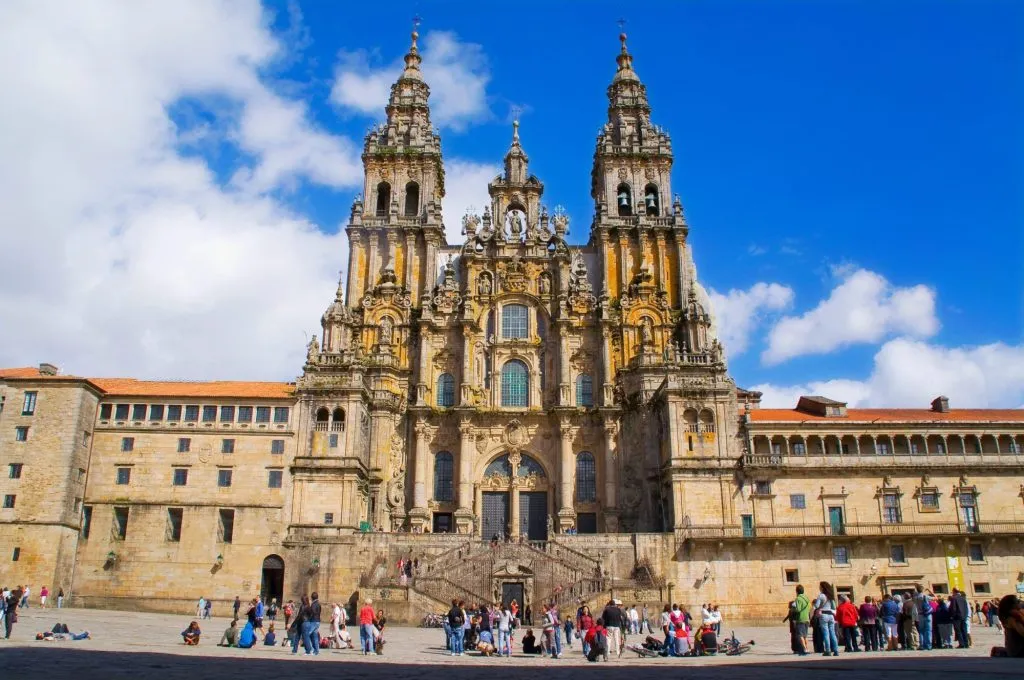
743,453,1024,470
675,519,1024,545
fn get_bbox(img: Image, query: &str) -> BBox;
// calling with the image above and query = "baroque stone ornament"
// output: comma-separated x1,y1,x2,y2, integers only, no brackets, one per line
504,419,529,452
430,256,462,313
387,433,406,510
499,255,528,293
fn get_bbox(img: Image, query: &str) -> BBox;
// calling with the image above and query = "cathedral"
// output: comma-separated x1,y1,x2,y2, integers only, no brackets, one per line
1,31,1021,622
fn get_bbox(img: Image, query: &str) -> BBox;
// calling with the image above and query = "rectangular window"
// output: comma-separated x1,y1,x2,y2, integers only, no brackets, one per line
149,404,164,421
166,508,183,542
271,439,285,454
115,403,130,420
220,405,235,422
920,491,939,510
741,514,754,538
754,480,772,495
218,509,234,543
184,405,199,422
932,583,949,595
882,493,902,524
832,545,850,565
255,406,271,423
221,439,235,454
790,494,806,509
121,436,135,452
22,391,37,415
973,582,991,595
167,405,182,421
131,404,146,421
83,431,90,447
172,468,188,486
329,433,339,448
12,547,20,562
2,495,15,509
202,405,217,422
217,469,233,487
324,512,334,525
273,407,289,423
784,568,800,584
15,426,28,442
237,406,253,422
99,404,112,420
81,506,92,539
501,304,528,339
968,542,985,562
268,470,283,488
113,506,129,540
889,544,907,564
116,467,131,485
177,437,191,453
792,442,806,455
9,463,22,479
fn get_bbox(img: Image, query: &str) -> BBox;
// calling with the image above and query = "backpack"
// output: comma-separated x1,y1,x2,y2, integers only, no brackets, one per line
788,601,800,621
593,629,607,651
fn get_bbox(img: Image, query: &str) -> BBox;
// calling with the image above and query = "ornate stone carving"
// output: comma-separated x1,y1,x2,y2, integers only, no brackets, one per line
568,251,596,313
387,433,406,510
504,419,529,451
618,167,629,181
430,256,462,313
477,271,493,297
499,255,528,293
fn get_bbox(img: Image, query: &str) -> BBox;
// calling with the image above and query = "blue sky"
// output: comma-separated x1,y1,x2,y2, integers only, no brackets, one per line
1,0,1022,407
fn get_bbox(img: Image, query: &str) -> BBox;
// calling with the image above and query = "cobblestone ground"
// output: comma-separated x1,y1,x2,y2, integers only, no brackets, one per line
0,607,1018,679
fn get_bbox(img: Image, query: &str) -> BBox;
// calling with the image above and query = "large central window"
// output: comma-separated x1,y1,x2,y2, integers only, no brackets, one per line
502,304,528,339
501,360,529,407
434,452,454,502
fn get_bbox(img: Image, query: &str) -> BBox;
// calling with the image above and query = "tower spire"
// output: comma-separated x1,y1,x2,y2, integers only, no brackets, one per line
402,15,423,79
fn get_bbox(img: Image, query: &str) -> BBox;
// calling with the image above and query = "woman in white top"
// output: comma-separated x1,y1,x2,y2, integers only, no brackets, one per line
497,604,513,657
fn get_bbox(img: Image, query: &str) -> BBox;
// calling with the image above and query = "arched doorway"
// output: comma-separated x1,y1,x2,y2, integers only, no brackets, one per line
260,554,284,603
480,452,549,541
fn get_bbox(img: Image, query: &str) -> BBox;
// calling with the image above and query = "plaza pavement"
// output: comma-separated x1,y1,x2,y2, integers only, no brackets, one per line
0,606,1018,679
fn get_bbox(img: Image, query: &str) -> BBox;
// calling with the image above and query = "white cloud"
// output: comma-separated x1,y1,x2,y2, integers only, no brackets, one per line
441,160,501,244
331,31,491,131
752,338,1024,408
762,268,939,365
0,0,356,380
709,282,794,356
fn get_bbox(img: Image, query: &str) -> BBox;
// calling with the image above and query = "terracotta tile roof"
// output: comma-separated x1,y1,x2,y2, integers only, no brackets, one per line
0,367,45,379
749,408,1024,424
89,378,295,400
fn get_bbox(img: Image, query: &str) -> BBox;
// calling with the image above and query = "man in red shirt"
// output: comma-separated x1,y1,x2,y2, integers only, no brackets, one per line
359,599,376,655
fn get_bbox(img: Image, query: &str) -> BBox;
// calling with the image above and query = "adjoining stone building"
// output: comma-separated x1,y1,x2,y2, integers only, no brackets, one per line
1,32,1022,622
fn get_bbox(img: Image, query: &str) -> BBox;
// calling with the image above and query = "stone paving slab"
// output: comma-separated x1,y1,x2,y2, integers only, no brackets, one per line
0,607,1018,679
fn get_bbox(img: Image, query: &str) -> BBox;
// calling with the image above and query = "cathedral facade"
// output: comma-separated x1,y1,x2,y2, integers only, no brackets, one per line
1,33,1021,622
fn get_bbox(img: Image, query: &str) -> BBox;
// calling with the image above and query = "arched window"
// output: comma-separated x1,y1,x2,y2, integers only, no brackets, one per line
517,454,546,478
331,408,345,432
644,184,659,216
502,304,528,339
433,452,454,502
375,182,391,217
576,452,597,503
501,360,529,407
436,373,455,408
315,407,329,432
404,181,419,217
576,374,594,407
699,409,715,433
616,183,632,217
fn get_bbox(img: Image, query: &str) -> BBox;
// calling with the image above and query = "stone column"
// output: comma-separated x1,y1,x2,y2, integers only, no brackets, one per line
416,326,431,405
404,232,416,291
603,417,618,532
558,324,571,406
367,231,380,284
674,234,687,308
601,325,614,406
456,419,474,533
618,233,630,296
461,323,473,404
598,231,612,297
425,232,440,290
510,484,520,539
558,418,576,531
410,419,429,529
346,228,362,306
474,484,483,535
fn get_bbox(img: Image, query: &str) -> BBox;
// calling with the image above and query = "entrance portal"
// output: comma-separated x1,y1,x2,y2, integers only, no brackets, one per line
483,491,510,540
502,582,524,611
519,491,548,541
260,554,284,603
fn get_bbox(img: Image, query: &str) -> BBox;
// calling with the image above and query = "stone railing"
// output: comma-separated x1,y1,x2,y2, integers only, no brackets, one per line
676,520,1024,545
414,576,492,607
743,453,1024,469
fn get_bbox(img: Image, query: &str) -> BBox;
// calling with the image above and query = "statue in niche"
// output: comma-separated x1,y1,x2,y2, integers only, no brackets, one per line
711,339,724,364
306,334,319,363
379,317,394,346
508,210,524,239
478,272,492,296
539,273,551,295
640,318,654,347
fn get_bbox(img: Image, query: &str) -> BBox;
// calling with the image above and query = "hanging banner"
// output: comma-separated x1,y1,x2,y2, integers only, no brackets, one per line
945,544,965,592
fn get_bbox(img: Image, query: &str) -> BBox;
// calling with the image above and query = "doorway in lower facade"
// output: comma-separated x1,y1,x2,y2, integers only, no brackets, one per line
502,582,525,611
483,491,510,540
260,554,284,604
519,491,548,541
432,512,453,534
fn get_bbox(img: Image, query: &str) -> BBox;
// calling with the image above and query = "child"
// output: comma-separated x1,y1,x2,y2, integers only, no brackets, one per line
264,624,277,646
182,621,201,645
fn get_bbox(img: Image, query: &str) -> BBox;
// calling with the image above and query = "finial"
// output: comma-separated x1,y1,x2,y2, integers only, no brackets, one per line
411,15,421,51
617,18,628,52
512,118,520,144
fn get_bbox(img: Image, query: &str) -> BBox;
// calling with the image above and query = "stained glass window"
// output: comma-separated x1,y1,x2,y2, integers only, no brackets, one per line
501,360,528,407
502,304,528,339
437,373,456,408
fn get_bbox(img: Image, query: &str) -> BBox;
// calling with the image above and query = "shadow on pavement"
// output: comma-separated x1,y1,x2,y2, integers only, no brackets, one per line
0,647,1020,680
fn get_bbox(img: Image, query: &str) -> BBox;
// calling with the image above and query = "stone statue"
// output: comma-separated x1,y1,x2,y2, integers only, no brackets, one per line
508,210,524,239
478,273,492,296
539,273,551,295
379,317,394,346
640,318,653,346
547,514,555,536
306,334,319,363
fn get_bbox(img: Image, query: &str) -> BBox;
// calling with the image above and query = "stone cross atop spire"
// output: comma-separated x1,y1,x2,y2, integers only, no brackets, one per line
504,117,529,185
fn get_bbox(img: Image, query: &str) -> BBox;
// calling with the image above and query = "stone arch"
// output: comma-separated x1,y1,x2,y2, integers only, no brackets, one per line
500,359,529,407
404,181,419,217
644,183,659,216
616,182,632,216
699,408,715,433
375,181,391,217
331,408,345,431
314,407,329,432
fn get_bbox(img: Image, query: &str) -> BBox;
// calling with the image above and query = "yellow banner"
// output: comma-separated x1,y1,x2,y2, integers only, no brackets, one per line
945,545,965,592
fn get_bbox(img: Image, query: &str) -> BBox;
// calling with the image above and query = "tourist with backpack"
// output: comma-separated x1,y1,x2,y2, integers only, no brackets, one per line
585,617,608,662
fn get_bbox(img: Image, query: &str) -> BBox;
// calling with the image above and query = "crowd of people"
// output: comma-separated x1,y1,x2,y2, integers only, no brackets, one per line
2,584,67,639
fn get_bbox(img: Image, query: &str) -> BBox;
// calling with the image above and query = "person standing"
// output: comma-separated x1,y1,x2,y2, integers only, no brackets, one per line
915,585,933,651
21,585,30,609
307,592,322,655
813,581,839,657
359,598,376,655
4,587,21,639
57,588,65,610
289,596,307,654
949,588,970,649
901,592,919,649
447,599,465,656
497,602,513,657
837,595,859,652
233,596,241,620
196,596,205,619
858,595,879,651
794,585,811,653
600,598,624,658
39,586,49,609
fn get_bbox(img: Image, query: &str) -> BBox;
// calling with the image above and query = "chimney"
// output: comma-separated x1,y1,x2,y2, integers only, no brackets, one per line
931,395,949,413
38,363,59,376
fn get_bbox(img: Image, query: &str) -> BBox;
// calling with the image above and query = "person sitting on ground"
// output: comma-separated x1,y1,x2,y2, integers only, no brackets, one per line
335,623,353,648
218,619,240,647
522,628,542,654
238,619,257,649
263,623,277,646
991,594,1024,658
182,621,201,645
477,636,496,656
584,617,609,662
